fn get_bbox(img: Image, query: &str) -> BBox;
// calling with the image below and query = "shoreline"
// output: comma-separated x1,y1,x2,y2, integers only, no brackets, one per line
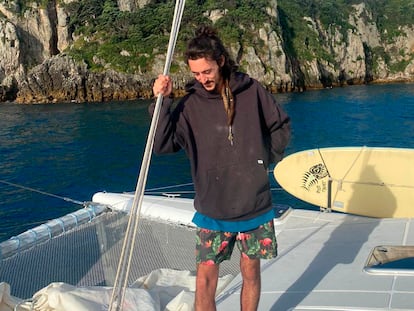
3,79,414,105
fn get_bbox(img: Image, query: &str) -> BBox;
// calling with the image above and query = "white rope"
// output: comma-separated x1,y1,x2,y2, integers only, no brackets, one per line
0,179,84,205
108,1,186,310
145,182,194,191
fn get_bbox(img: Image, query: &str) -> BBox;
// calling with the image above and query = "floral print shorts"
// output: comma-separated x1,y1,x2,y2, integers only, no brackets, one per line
195,220,277,265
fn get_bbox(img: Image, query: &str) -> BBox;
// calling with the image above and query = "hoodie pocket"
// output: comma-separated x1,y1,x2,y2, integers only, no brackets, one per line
196,161,270,220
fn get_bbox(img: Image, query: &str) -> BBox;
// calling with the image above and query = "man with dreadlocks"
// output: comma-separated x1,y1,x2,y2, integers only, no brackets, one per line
151,25,291,311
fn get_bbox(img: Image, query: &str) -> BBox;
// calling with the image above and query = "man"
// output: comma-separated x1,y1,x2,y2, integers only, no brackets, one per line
151,25,290,311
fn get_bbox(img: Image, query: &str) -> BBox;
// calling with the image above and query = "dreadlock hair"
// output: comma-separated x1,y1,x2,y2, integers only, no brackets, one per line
185,26,237,130
185,25,237,80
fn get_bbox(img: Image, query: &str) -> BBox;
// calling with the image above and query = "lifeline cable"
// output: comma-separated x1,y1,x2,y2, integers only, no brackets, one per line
317,146,366,211
0,179,84,206
108,1,186,310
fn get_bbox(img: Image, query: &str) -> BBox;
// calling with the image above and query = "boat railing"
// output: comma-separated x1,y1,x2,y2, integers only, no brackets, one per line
0,203,108,260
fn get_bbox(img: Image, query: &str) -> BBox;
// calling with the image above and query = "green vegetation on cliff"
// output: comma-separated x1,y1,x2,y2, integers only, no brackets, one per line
54,0,414,74
64,0,274,73
277,0,414,68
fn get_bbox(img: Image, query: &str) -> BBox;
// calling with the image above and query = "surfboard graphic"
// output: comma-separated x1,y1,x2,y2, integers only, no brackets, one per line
274,147,414,218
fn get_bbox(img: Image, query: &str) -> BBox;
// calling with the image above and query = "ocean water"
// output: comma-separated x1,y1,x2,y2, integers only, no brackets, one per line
0,83,413,242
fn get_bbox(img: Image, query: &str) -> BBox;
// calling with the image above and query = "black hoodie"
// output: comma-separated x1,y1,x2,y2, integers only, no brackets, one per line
151,72,291,221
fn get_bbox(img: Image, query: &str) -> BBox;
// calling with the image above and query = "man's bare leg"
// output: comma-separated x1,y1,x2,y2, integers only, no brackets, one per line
240,257,261,311
195,263,220,311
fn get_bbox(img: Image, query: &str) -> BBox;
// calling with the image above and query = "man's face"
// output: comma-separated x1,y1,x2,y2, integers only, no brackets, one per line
188,57,223,92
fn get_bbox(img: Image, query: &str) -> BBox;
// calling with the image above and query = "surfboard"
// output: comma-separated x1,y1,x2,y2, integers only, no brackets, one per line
273,146,414,218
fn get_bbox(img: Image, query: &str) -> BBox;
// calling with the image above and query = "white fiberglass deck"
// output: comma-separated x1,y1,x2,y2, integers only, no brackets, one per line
2,193,414,310
217,209,414,310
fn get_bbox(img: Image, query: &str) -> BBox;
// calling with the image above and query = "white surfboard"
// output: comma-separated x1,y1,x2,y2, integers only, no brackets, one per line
274,146,414,218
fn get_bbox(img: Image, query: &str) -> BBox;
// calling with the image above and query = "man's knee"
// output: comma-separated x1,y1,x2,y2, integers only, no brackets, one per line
240,257,261,281
196,263,220,289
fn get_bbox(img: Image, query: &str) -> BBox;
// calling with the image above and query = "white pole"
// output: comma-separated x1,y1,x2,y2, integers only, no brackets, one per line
108,1,185,309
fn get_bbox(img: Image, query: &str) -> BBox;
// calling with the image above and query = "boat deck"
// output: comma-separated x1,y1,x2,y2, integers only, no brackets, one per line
0,208,240,299
2,194,414,310
217,209,414,310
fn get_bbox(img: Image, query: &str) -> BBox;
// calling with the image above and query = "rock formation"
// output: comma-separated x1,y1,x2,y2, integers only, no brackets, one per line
0,0,413,103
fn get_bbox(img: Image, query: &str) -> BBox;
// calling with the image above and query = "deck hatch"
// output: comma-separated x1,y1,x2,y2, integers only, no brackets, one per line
364,245,414,275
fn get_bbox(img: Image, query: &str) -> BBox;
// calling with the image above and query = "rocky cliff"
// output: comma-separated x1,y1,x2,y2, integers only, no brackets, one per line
0,0,413,103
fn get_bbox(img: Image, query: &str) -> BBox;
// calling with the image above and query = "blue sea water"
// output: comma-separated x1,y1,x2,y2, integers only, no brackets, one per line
0,83,413,242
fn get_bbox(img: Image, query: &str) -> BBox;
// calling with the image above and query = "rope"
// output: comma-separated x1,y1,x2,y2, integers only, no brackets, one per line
316,149,332,179
0,179,84,206
145,182,194,192
336,146,365,188
108,1,186,310
329,179,414,189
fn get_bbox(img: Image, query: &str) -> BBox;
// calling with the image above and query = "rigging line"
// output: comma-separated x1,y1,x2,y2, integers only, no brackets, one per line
145,182,194,191
317,148,332,179
317,147,366,209
145,187,285,196
108,1,186,310
145,190,195,195
328,179,414,189
270,187,284,191
339,146,366,181
0,179,84,206
318,146,366,182
145,166,276,191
